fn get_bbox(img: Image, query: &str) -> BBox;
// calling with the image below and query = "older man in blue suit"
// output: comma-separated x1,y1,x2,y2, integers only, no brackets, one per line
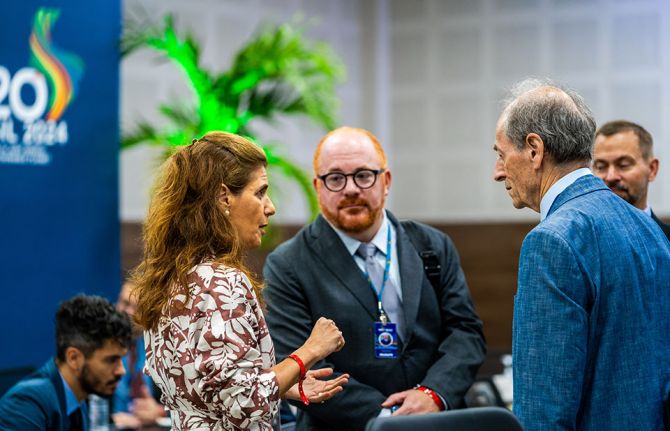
493,79,670,430
0,295,132,431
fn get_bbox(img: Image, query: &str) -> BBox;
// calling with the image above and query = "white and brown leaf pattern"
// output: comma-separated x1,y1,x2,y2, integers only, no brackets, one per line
144,262,279,430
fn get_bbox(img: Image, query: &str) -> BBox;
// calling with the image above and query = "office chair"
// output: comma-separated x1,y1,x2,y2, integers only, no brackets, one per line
0,366,35,397
465,379,506,408
365,407,523,431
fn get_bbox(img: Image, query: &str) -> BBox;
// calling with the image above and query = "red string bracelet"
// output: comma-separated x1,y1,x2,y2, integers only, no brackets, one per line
288,354,309,406
416,385,445,410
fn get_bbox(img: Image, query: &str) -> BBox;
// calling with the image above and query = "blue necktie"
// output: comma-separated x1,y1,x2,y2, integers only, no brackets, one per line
357,242,405,340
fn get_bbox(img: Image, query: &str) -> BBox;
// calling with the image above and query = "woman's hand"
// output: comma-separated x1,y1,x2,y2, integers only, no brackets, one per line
302,317,345,360
276,317,345,400
284,368,349,403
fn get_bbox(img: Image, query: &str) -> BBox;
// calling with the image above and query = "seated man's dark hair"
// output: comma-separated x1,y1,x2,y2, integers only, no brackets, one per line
55,294,132,360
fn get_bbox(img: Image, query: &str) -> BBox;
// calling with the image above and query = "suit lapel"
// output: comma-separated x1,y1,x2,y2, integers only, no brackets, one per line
390,213,423,345
308,215,379,320
651,210,670,239
46,358,70,430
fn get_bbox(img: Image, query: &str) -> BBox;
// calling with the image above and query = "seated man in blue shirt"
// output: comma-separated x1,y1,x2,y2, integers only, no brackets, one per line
112,282,167,429
0,295,132,431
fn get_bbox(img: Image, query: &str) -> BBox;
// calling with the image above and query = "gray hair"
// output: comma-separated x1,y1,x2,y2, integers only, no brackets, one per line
500,78,596,165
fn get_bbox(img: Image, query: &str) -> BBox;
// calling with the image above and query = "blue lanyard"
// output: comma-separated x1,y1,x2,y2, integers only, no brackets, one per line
362,224,392,323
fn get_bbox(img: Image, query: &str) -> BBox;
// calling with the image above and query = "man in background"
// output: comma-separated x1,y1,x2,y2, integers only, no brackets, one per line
0,295,132,430
112,281,167,429
592,120,670,240
264,126,486,430
493,78,670,430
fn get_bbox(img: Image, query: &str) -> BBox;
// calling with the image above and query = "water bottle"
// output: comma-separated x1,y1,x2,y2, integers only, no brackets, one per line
88,394,110,431
492,354,513,409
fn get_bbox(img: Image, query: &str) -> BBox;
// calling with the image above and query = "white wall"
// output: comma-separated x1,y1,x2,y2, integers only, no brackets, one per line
121,0,670,224
388,0,670,222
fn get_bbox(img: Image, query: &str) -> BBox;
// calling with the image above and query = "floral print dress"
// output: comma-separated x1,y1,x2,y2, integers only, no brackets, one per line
144,262,280,430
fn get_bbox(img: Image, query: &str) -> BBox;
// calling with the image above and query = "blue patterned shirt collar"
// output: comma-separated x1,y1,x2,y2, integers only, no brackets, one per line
330,210,390,257
643,206,652,217
540,168,592,221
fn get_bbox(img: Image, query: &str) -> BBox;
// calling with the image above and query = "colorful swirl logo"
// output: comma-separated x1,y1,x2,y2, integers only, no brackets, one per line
28,8,84,121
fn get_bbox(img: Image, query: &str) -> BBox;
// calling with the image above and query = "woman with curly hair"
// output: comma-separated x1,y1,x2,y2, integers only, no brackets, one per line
132,131,347,430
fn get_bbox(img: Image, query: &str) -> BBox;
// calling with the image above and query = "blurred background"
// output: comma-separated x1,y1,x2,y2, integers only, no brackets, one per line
122,0,670,363
3,0,669,370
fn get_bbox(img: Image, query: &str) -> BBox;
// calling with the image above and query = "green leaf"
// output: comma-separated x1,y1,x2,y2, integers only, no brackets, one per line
121,15,342,224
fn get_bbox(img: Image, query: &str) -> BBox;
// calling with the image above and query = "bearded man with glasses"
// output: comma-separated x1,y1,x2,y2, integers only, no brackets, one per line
263,126,486,431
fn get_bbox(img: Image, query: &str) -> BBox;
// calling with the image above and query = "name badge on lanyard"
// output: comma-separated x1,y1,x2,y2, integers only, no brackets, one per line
374,321,399,358
364,224,399,359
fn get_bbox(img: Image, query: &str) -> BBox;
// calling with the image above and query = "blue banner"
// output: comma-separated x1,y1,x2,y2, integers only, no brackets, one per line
0,0,120,369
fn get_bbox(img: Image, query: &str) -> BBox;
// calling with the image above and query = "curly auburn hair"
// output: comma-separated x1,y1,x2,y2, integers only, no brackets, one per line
131,131,267,331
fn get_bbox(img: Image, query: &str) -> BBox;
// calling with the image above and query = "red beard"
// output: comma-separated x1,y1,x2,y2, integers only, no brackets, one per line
322,197,382,233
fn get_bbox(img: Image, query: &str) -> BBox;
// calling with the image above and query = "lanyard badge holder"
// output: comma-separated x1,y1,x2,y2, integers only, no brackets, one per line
374,313,398,358
367,225,399,359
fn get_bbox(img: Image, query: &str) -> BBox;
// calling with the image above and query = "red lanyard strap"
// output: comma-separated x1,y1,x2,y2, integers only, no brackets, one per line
288,354,310,405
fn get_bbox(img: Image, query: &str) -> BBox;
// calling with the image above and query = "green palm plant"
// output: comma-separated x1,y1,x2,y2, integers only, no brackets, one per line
121,15,344,220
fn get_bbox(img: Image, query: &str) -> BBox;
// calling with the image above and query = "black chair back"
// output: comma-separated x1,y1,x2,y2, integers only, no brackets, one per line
0,366,35,397
365,407,523,431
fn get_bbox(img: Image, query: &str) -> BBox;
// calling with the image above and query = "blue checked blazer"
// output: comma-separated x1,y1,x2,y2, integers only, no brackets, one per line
513,174,670,430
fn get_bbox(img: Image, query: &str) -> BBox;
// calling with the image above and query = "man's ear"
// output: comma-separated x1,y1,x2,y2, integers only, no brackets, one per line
648,158,659,182
64,346,85,372
383,169,392,197
526,133,545,169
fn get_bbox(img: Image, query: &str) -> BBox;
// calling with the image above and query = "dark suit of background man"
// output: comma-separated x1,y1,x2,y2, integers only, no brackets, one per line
0,295,132,431
263,126,486,430
493,79,670,430
592,120,670,241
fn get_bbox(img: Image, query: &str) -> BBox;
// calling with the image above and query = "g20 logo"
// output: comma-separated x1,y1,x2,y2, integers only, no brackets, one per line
0,66,67,145
0,8,83,148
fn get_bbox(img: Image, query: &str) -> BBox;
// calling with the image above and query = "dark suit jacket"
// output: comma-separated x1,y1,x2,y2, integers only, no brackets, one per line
651,210,670,242
0,358,73,431
263,212,486,431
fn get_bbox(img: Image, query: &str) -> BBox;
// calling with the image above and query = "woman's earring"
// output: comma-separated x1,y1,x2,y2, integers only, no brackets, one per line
225,208,230,216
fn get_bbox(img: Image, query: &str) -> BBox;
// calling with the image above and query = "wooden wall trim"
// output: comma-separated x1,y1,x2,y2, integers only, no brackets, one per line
124,216,669,368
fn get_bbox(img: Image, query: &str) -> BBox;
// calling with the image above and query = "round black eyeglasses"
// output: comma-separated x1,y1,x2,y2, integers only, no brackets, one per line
317,169,384,192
